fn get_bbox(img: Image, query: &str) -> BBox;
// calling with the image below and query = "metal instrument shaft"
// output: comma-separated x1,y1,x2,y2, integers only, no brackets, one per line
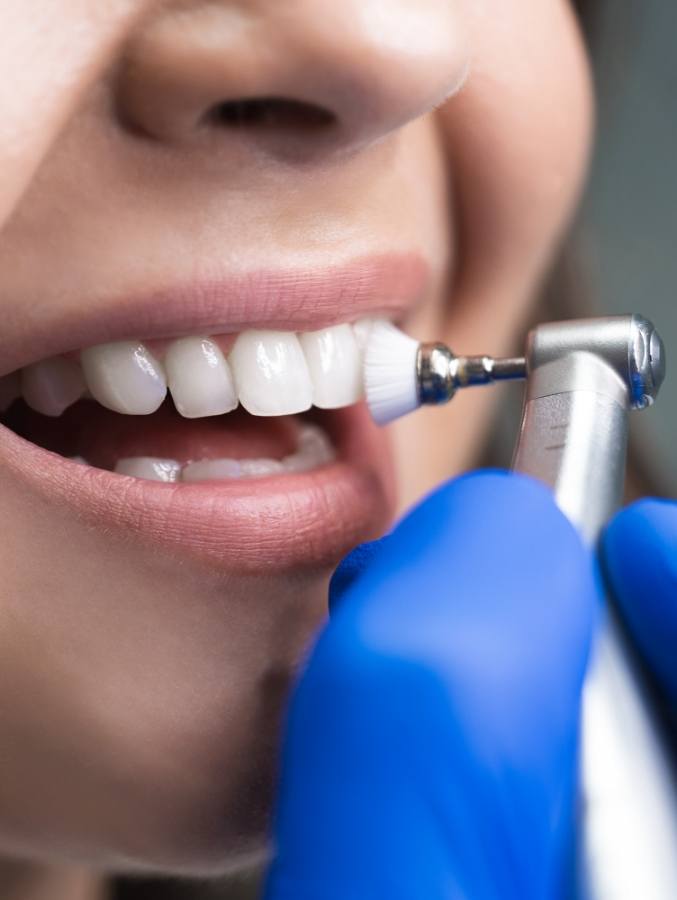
416,343,526,405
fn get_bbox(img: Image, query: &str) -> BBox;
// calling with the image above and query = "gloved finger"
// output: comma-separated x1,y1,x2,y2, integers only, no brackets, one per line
265,471,596,900
603,498,677,704
328,536,394,614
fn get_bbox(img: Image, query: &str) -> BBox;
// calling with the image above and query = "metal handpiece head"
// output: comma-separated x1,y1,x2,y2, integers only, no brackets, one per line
628,314,666,409
525,314,666,411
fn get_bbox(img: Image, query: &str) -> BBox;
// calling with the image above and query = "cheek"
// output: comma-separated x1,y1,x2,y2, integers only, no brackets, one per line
441,0,593,329
394,2,592,507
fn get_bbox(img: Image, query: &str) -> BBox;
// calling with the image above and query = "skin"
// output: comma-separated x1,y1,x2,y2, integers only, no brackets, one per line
0,1,592,896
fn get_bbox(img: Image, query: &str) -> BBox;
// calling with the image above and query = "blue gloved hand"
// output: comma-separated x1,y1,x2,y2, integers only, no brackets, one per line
264,471,597,900
603,498,677,706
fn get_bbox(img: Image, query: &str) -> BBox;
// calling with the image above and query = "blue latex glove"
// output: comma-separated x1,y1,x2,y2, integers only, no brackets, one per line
604,498,677,706
264,471,597,900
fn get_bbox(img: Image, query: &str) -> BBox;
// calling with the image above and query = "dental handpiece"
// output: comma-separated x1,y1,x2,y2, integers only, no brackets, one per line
365,314,677,898
511,315,677,900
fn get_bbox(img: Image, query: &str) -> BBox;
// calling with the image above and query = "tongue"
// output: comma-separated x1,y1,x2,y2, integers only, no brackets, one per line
5,399,301,470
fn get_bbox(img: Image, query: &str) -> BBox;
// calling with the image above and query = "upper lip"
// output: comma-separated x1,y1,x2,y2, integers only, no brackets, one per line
0,252,429,376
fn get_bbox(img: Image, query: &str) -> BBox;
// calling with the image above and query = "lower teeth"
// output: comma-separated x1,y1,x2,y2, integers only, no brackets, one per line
109,424,335,483
115,458,182,482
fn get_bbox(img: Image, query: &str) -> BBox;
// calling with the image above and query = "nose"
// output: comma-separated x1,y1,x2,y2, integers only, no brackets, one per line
117,0,469,159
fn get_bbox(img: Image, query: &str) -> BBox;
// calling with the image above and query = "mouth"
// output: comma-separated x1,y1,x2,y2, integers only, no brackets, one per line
0,256,422,571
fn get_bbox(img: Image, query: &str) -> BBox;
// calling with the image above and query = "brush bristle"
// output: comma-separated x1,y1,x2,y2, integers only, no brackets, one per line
364,321,421,425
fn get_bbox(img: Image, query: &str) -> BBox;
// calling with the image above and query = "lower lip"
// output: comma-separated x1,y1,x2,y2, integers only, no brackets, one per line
0,405,395,572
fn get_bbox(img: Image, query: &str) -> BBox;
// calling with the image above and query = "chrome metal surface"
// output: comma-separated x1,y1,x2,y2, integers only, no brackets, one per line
512,315,677,900
417,343,456,405
513,354,627,543
453,354,526,387
417,343,526,405
522,315,665,411
487,356,527,382
628,314,666,409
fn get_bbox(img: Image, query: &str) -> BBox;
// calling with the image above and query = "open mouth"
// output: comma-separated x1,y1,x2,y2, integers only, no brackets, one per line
0,318,396,571
0,256,425,570
0,322,372,483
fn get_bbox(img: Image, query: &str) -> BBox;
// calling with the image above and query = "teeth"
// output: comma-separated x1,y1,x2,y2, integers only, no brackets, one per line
239,458,286,477
81,342,167,415
0,372,21,412
56,425,334,483
282,423,336,472
182,457,286,482
300,324,362,409
115,457,181,482
21,356,86,417
168,425,335,483
182,458,245,482
10,318,376,419
229,330,313,416
165,337,238,418
352,318,377,355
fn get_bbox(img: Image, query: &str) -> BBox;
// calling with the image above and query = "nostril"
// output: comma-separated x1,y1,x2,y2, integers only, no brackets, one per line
205,97,336,133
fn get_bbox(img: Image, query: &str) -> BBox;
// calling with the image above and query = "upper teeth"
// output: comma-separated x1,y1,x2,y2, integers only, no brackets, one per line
0,321,374,418
21,356,87,417
230,330,313,417
164,337,237,418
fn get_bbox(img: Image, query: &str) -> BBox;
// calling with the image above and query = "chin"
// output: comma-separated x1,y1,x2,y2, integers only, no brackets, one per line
0,534,344,873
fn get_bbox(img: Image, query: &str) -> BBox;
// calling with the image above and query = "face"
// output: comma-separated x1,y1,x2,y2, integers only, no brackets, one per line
0,0,591,876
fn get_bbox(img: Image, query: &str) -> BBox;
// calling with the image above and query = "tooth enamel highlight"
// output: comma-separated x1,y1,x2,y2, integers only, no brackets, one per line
165,337,238,418
352,318,377,354
21,357,86,417
229,330,313,416
115,458,181,482
81,342,167,415
0,372,21,412
300,324,362,409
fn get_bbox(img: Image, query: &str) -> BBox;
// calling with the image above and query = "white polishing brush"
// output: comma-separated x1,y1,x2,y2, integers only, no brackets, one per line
364,320,527,426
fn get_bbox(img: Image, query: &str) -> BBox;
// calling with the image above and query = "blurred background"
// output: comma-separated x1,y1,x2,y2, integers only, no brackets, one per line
579,0,676,493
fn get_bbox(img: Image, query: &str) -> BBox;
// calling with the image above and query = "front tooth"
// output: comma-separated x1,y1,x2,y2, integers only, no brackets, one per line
0,372,21,412
182,457,285,482
165,337,238,418
229,330,312,416
300,324,362,409
81,342,166,415
21,357,85,417
239,458,285,477
115,457,181,482
283,424,336,472
352,318,377,354
182,458,243,482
